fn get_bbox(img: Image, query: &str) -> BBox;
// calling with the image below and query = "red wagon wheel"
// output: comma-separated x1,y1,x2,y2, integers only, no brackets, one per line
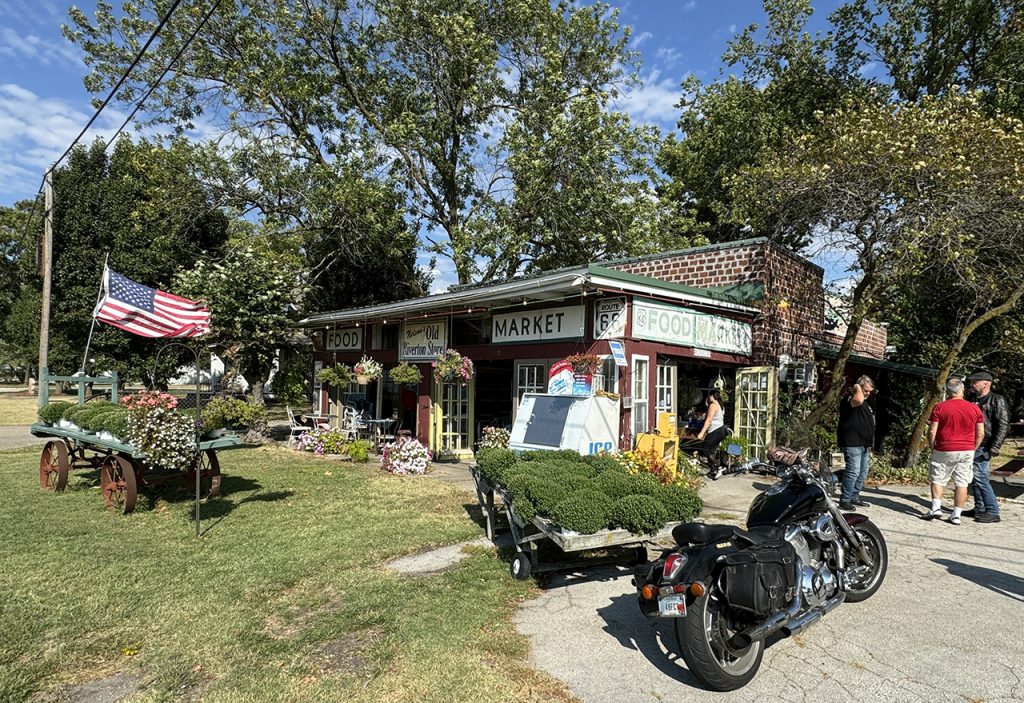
186,450,221,498
101,455,138,514
39,441,70,491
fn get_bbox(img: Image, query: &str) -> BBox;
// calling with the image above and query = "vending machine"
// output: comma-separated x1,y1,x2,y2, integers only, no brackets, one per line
509,393,620,455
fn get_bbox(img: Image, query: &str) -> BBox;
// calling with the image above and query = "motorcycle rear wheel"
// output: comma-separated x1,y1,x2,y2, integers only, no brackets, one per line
844,520,888,602
676,590,764,691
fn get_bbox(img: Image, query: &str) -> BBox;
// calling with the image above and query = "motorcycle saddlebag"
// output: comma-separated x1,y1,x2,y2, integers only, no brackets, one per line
722,540,797,616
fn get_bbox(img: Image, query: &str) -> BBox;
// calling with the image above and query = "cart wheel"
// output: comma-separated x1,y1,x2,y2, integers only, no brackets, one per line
510,552,533,581
186,450,221,498
101,456,137,514
39,441,70,491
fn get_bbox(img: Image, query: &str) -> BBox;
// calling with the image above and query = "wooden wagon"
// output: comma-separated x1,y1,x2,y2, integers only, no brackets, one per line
33,423,239,514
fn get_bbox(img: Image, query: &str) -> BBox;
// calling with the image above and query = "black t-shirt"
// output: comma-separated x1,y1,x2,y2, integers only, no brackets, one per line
837,394,875,448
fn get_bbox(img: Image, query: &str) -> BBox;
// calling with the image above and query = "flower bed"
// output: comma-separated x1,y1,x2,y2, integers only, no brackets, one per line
381,437,432,475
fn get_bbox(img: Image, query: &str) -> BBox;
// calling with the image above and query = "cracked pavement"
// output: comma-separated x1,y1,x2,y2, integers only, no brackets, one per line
514,477,1024,702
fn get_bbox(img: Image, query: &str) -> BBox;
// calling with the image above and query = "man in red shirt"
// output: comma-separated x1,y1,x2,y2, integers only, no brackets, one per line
922,377,985,525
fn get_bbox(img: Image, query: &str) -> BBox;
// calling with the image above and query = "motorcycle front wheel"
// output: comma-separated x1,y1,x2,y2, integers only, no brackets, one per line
676,589,764,691
843,519,888,602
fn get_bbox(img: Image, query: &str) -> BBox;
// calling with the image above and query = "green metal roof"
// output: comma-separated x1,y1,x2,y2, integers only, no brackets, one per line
815,345,937,377
586,265,764,306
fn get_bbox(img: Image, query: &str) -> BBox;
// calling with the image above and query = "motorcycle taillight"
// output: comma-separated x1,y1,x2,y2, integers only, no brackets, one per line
662,553,687,581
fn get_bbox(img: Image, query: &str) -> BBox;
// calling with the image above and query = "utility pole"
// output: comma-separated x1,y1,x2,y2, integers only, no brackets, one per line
38,168,53,407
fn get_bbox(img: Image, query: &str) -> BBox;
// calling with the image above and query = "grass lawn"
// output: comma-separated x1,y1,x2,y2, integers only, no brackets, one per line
0,446,575,703
0,396,40,425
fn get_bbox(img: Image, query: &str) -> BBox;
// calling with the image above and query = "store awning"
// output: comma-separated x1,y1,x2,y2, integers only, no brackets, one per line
815,345,936,378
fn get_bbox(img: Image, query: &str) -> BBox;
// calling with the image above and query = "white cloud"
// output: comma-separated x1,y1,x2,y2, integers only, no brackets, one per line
0,27,84,68
655,46,682,67
684,1,698,11
630,31,652,49
614,69,685,127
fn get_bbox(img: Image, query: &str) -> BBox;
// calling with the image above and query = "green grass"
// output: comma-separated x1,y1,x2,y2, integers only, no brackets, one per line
0,396,40,425
0,446,575,703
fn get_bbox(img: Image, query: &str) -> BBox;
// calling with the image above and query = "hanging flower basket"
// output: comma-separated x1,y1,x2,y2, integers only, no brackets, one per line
565,352,601,375
317,365,352,387
432,349,475,385
353,355,383,384
389,362,422,386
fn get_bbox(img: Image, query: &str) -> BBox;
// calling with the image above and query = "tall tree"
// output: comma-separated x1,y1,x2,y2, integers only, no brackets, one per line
728,93,1022,429
65,0,659,284
48,138,229,382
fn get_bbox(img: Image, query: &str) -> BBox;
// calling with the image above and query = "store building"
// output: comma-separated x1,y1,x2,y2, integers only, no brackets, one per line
298,238,887,459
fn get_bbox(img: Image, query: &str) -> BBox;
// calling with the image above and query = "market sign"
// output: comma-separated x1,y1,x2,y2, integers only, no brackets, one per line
325,327,362,351
400,320,447,360
593,297,626,339
492,304,585,343
632,299,752,356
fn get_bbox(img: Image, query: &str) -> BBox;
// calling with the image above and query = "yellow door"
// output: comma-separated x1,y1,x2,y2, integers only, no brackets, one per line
733,366,778,459
430,378,475,460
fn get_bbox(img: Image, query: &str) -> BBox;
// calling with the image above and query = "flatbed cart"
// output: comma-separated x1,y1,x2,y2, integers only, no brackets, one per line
32,423,240,514
471,466,681,580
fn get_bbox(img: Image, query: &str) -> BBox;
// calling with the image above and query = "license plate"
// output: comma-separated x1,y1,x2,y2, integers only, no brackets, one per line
658,594,687,617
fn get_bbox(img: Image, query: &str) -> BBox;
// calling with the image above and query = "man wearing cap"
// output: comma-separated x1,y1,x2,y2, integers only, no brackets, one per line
964,370,1009,523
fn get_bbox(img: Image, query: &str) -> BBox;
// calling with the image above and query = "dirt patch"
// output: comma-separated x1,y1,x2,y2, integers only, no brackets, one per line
304,629,381,678
263,584,343,640
29,673,142,703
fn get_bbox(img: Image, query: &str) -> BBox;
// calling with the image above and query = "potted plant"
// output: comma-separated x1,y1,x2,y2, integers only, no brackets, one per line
201,396,263,435
317,364,352,388
353,356,383,385
38,401,73,426
102,412,130,444
432,349,475,385
388,362,422,386
565,352,602,375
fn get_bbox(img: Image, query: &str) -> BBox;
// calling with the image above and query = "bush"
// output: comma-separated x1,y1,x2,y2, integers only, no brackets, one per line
104,412,129,441
596,471,635,500
297,427,349,455
79,409,123,433
520,449,587,464
617,448,674,485
550,490,614,534
512,496,536,523
868,453,929,485
475,448,518,486
478,426,510,450
629,472,662,496
657,484,703,522
70,404,118,431
38,401,73,424
608,495,669,535
381,437,432,475
347,439,372,463
582,453,626,474
525,477,569,515
201,396,264,432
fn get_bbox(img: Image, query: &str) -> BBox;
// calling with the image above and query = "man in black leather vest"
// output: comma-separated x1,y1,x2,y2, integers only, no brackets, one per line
963,370,1009,523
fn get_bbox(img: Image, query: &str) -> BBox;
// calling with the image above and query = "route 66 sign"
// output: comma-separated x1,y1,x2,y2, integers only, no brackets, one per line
594,298,626,339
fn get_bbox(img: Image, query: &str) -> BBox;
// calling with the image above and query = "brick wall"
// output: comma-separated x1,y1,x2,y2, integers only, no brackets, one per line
822,319,888,360
607,239,824,365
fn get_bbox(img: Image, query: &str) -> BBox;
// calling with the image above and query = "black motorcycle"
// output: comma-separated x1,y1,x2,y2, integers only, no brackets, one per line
633,447,888,691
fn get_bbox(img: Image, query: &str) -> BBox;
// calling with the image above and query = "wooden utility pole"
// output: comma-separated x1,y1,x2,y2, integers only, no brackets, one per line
38,168,53,407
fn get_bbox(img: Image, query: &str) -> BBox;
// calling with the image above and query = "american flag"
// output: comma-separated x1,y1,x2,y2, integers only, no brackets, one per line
95,268,211,338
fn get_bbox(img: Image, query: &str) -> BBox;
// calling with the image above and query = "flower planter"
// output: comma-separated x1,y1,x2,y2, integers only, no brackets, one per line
58,420,80,431
203,428,226,440
355,374,371,385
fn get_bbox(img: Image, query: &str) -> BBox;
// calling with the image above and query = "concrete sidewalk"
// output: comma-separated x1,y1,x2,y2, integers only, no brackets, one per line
0,426,46,450
506,474,1024,703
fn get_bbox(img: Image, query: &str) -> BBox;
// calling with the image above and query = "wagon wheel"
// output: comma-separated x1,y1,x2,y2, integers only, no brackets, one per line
101,455,138,514
39,441,70,491
186,450,221,498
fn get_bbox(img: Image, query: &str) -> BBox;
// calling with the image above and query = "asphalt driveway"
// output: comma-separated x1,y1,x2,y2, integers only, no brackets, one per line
0,426,46,450
514,476,1024,703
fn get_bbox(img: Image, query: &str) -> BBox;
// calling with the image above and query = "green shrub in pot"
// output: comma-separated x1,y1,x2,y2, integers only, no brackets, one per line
608,495,669,535
38,401,73,425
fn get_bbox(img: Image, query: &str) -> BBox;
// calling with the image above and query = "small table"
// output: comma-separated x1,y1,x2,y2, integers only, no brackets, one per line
307,412,336,428
363,418,396,450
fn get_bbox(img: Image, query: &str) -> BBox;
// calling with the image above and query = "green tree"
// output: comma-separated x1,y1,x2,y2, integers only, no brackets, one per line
65,0,657,284
176,243,300,404
48,138,229,382
729,93,1024,431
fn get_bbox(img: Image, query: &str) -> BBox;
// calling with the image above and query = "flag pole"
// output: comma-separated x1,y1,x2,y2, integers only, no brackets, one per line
80,253,110,374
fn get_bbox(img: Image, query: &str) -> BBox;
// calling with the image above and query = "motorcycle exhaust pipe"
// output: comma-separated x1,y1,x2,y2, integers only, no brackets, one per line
727,558,804,650
780,591,846,637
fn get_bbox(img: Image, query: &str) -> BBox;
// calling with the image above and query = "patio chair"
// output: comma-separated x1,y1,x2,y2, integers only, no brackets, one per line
379,416,400,446
286,405,315,446
340,406,366,442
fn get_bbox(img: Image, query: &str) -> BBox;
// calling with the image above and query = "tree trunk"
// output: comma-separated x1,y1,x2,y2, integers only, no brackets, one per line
904,280,1024,466
250,379,265,405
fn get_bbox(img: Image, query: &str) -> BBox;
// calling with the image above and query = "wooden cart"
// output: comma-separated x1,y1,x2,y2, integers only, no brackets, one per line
472,466,681,580
32,424,240,514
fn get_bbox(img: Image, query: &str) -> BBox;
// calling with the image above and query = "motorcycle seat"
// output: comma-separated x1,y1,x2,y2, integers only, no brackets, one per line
766,446,809,466
673,522,781,546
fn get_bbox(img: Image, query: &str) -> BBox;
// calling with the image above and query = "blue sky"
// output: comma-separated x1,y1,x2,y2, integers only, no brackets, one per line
0,0,845,287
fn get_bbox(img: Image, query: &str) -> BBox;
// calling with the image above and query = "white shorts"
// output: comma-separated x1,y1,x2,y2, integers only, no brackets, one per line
929,450,974,487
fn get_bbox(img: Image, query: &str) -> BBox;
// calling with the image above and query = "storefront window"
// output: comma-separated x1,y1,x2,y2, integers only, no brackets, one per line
656,363,676,414
516,363,546,404
593,356,618,394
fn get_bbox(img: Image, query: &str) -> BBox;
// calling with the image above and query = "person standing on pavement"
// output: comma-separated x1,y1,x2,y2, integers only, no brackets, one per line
964,370,1009,523
697,389,729,480
837,375,875,511
921,377,984,525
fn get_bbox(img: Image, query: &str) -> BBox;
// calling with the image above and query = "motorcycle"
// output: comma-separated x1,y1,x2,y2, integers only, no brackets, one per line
633,447,888,691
